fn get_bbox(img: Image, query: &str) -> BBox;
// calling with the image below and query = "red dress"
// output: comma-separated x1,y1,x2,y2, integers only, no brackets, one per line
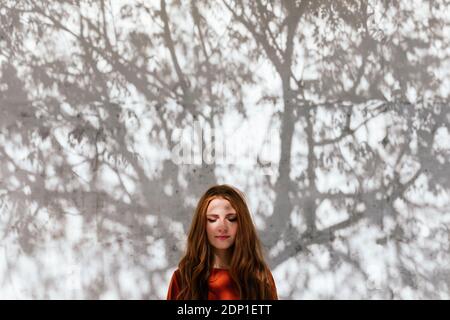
166,268,278,300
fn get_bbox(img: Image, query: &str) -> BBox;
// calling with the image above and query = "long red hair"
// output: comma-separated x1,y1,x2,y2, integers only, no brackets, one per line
176,184,276,299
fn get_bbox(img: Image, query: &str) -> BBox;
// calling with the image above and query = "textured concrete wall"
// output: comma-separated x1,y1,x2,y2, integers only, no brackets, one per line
0,1,449,299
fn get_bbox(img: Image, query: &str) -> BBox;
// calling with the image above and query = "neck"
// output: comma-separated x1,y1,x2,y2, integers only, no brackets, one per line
212,248,232,269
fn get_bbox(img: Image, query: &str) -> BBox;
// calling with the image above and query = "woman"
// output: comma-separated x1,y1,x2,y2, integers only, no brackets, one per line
167,184,278,300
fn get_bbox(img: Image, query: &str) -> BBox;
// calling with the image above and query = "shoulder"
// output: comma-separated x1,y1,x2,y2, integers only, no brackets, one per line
167,268,182,300
171,269,181,282
268,270,278,299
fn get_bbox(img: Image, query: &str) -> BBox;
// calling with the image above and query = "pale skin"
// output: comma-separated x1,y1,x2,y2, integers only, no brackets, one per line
205,197,238,269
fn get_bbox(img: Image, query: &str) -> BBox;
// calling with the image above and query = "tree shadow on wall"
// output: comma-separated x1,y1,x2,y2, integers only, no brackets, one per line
0,0,449,298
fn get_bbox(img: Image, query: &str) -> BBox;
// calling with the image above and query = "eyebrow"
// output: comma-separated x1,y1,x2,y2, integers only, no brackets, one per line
206,213,237,217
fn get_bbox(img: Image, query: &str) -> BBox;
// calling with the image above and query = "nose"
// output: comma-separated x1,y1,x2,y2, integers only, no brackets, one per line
217,219,228,232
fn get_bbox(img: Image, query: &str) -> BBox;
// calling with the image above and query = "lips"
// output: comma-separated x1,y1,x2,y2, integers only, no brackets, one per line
215,236,230,240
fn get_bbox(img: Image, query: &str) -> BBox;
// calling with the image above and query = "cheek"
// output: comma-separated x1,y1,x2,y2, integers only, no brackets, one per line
206,223,218,238
230,224,238,237
206,224,213,236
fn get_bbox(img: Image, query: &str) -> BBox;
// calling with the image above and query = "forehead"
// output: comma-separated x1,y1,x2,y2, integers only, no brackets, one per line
206,198,235,214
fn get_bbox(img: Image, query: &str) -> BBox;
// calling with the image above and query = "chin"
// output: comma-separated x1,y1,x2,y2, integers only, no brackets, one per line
214,244,231,250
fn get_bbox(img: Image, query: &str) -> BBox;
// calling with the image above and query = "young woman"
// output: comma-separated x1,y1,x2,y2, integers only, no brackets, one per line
167,184,278,300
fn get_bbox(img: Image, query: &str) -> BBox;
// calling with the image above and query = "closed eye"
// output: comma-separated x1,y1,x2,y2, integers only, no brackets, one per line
207,217,237,222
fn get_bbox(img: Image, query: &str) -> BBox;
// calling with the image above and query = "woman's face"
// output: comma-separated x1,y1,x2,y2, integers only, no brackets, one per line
205,197,238,251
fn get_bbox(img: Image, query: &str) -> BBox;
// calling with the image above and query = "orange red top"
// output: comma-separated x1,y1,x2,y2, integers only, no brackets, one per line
166,268,278,300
